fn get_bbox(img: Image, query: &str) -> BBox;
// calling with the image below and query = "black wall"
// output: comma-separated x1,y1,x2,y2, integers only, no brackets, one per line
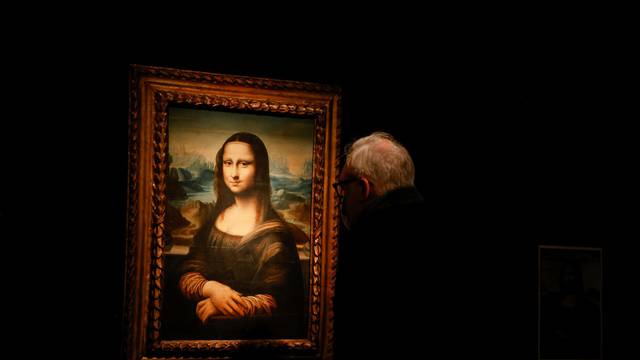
3,46,633,359
110,57,629,358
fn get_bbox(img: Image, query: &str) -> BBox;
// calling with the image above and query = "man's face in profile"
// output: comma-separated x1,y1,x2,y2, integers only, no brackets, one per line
338,167,366,229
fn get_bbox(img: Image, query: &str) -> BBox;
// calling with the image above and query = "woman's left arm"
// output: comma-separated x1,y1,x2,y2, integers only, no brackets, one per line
240,237,301,317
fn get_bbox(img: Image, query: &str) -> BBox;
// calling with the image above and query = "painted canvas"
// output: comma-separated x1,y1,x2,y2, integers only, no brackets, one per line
162,107,314,340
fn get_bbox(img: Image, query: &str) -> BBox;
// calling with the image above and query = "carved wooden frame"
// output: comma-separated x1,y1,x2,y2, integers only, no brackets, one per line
125,65,341,359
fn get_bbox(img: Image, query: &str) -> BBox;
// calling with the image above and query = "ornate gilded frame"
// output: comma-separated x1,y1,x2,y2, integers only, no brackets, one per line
125,65,341,359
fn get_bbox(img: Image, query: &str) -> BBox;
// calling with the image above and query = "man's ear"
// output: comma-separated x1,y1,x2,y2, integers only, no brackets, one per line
359,177,372,200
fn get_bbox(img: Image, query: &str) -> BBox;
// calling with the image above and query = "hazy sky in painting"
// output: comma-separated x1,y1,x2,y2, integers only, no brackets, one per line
168,108,314,176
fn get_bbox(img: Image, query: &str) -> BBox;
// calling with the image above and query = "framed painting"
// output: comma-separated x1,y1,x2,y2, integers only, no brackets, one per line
125,65,341,359
539,245,603,360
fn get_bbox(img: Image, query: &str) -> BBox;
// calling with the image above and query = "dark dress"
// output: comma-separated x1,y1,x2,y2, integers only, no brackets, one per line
180,209,305,339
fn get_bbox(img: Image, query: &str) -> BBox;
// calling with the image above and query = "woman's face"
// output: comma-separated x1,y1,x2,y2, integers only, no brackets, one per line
222,141,256,195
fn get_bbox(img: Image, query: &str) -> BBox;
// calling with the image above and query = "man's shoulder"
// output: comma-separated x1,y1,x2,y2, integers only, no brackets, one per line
366,199,426,224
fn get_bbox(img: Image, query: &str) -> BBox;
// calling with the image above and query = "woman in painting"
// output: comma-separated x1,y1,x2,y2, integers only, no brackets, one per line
177,132,305,339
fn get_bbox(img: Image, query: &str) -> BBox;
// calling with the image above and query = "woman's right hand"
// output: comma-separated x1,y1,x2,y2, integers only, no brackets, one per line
202,280,246,317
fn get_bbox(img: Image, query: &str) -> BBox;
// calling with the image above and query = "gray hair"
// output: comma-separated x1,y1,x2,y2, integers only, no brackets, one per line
344,132,415,195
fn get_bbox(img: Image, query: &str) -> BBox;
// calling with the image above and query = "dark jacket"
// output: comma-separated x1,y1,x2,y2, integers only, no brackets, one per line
334,186,432,358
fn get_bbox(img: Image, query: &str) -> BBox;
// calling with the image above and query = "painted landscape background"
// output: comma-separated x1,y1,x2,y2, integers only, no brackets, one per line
166,107,314,258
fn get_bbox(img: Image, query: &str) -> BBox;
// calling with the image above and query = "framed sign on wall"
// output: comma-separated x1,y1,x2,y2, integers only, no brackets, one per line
539,245,602,360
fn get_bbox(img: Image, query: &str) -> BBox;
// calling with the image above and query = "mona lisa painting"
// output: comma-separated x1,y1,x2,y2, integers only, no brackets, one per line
125,65,341,359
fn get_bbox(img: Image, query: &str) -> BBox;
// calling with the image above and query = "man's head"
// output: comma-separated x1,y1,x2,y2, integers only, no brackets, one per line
336,132,415,228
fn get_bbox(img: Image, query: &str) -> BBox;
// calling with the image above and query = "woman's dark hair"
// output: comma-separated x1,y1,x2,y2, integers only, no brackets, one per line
213,132,277,223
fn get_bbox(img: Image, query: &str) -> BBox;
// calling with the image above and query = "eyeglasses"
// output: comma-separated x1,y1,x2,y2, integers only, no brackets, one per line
332,177,360,197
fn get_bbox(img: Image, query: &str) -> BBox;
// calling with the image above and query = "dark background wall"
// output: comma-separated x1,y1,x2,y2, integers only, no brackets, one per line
106,56,629,358
2,39,634,359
